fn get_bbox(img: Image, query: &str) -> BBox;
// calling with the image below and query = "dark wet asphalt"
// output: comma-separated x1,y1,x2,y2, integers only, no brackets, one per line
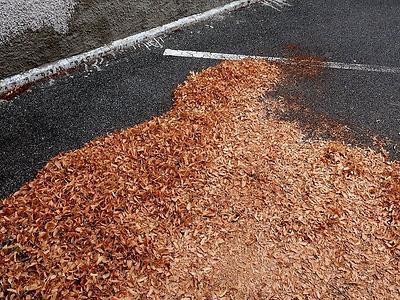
1,0,400,198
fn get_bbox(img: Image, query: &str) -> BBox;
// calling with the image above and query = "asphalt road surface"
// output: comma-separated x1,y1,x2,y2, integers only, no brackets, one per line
1,0,400,199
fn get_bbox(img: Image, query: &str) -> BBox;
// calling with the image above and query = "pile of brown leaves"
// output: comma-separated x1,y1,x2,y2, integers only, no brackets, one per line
1,60,399,299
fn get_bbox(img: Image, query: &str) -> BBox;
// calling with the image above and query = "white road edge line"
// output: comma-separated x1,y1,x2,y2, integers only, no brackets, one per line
0,0,260,95
163,49,400,74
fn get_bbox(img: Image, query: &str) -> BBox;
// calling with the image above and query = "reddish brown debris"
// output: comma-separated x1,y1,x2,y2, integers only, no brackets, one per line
1,60,399,299
0,84,33,101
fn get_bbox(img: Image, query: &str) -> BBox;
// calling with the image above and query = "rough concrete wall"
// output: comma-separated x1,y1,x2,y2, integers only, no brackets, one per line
0,0,76,43
0,0,230,79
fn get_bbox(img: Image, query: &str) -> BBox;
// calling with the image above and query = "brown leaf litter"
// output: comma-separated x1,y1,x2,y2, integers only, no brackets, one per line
1,60,399,299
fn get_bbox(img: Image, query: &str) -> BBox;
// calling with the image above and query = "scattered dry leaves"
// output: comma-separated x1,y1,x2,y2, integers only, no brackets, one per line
1,60,399,299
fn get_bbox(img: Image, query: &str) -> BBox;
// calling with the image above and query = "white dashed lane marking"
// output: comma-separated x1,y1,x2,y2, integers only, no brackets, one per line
163,49,400,74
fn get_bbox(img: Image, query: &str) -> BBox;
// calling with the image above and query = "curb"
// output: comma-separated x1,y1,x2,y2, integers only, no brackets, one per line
0,0,259,97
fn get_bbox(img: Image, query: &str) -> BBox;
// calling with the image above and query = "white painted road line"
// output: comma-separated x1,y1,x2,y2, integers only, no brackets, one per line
163,49,400,74
261,0,292,12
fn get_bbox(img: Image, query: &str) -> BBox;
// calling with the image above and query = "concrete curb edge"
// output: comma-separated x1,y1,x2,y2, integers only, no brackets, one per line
0,0,258,95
